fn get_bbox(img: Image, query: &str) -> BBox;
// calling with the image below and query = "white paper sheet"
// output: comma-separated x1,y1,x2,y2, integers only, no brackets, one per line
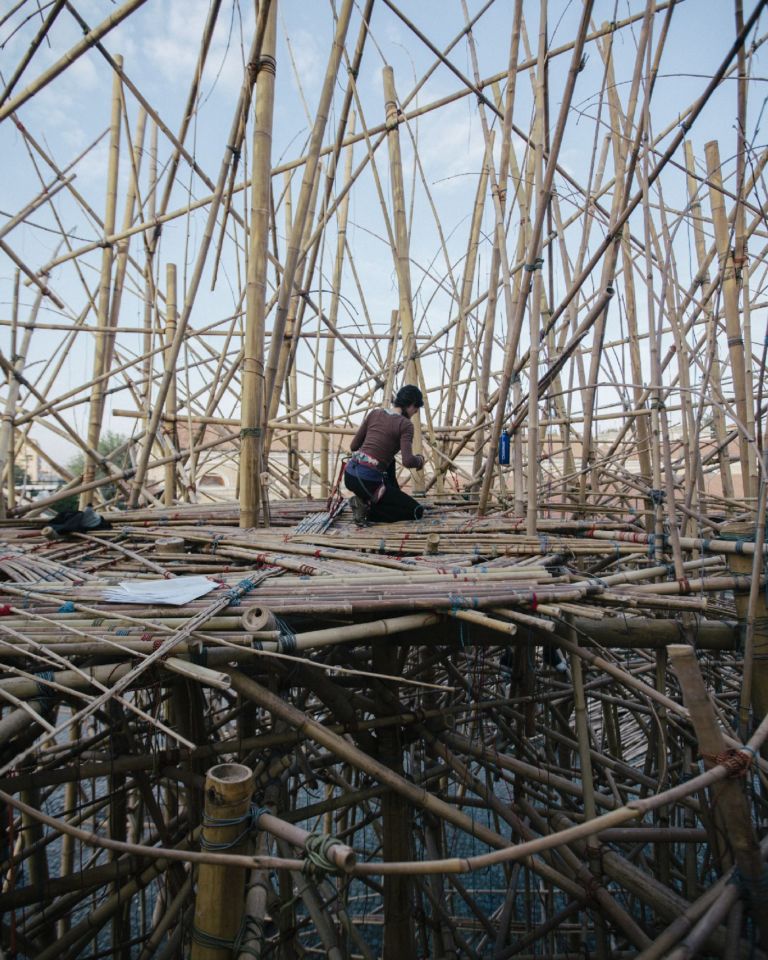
102,575,218,606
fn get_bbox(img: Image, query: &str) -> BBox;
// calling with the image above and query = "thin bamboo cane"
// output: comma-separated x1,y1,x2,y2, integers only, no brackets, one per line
81,58,122,506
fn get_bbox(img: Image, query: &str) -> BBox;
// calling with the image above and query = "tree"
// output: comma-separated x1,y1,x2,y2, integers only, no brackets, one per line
58,431,131,513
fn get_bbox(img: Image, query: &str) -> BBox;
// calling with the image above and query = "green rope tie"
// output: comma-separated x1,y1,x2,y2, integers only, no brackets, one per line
192,921,241,950
302,832,343,877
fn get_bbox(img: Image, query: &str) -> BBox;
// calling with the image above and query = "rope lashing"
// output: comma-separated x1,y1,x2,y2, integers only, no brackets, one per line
192,920,243,951
210,534,224,555
649,488,665,506
35,670,55,700
200,804,260,852
225,576,260,606
58,601,75,613
729,865,768,903
190,645,208,667
301,832,344,877
448,593,480,613
275,616,297,654
240,426,262,438
234,915,265,958
701,746,755,778
524,257,544,272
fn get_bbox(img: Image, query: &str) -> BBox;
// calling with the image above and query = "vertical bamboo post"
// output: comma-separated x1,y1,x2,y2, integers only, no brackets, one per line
240,0,277,529
720,517,768,743
21,784,52,946
383,308,398,402
191,762,254,959
81,55,122,507
130,16,269,508
478,0,594,513
142,121,158,421
0,279,41,515
383,64,424,492
57,719,80,937
603,42,653,524
526,2,546,535
372,641,416,958
320,114,355,497
263,0,354,407
668,644,768,949
705,139,753,503
567,618,608,959
684,141,734,501
442,137,490,474
164,263,178,506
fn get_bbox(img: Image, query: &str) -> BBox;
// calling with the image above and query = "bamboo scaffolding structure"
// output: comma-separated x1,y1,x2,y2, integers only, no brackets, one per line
2,2,768,955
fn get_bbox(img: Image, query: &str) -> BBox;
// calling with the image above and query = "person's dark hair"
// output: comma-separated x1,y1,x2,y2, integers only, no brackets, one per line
394,384,423,409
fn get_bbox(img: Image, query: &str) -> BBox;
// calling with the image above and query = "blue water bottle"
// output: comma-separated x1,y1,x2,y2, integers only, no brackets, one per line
498,431,510,465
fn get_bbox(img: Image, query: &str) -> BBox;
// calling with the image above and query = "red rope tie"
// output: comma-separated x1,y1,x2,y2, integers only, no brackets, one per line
396,532,410,560
530,593,538,611
314,549,322,558
678,578,691,595
141,631,153,643
702,748,754,778
0,605,12,616
582,875,602,901
152,637,170,660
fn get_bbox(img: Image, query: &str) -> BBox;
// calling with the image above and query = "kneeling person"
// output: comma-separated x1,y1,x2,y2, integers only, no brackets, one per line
344,384,425,523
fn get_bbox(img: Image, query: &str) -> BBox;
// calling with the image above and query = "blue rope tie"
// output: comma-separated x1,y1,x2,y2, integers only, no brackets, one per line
210,534,223,554
729,864,768,902
200,803,258,852
225,577,259,607
275,616,297,654
58,601,75,613
35,670,55,700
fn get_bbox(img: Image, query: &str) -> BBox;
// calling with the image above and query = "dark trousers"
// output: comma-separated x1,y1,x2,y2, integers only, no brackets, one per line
344,471,424,523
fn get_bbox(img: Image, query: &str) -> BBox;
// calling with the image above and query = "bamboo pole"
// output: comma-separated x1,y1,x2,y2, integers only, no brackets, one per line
191,762,254,959
320,114,355,497
478,0,594,513
668,644,768,948
240,0,277,529
382,64,425,492
163,263,179,506
81,56,122,507
705,139,753,502
263,0,354,406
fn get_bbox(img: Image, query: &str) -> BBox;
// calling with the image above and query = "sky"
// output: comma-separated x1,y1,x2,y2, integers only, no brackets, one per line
0,0,766,472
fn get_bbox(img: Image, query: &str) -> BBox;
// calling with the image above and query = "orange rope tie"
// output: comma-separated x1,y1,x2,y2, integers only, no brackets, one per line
701,748,755,778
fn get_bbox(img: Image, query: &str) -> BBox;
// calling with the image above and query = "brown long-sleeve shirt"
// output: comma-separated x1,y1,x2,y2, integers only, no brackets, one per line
350,408,424,470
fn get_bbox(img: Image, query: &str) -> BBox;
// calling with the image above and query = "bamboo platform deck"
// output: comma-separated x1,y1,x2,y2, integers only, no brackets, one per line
0,499,764,958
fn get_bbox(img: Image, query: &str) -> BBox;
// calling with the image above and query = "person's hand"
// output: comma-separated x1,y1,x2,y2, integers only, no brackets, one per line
415,454,425,470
